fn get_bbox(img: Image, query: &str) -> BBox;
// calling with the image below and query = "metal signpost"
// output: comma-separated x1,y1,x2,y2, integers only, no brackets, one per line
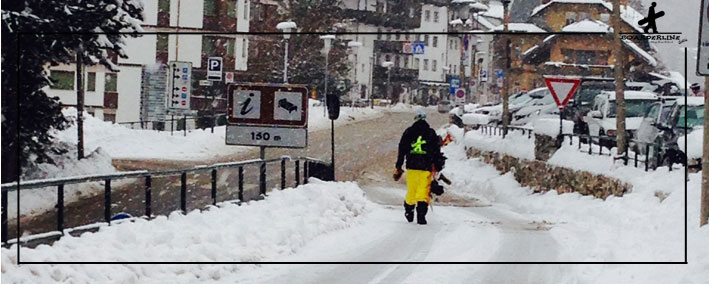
544,77,581,138
455,88,466,106
698,0,709,76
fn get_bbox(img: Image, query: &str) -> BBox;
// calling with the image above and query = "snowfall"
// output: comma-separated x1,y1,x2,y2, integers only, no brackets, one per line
2,118,707,283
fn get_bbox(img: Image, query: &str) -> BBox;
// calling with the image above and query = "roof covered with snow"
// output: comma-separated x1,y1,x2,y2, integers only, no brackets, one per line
276,21,297,30
561,19,611,33
481,0,504,19
492,23,546,33
677,97,706,106
622,39,658,66
601,90,658,100
530,0,645,33
472,13,497,30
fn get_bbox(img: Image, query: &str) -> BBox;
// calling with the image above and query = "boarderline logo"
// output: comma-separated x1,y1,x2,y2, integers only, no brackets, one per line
620,1,683,44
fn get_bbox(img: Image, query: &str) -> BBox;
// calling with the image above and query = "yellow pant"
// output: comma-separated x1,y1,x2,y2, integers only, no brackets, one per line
405,169,431,205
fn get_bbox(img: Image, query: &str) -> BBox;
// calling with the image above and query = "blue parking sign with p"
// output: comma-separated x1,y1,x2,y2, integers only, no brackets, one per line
207,57,223,81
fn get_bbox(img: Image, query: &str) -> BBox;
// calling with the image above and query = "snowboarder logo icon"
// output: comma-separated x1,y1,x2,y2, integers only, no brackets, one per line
410,136,427,154
638,2,664,34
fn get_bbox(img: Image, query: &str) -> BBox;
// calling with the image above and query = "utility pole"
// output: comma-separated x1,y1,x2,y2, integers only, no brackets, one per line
501,0,511,137
611,0,628,158
702,75,709,226
76,52,85,159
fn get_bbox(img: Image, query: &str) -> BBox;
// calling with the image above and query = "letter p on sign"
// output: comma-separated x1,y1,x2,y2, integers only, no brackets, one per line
207,57,223,81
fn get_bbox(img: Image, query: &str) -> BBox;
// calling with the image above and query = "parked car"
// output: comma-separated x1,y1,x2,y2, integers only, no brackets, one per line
511,88,557,126
634,96,705,167
438,100,453,113
585,91,659,147
565,78,616,136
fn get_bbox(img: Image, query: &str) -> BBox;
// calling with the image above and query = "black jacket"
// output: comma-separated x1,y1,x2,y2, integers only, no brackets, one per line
395,120,441,171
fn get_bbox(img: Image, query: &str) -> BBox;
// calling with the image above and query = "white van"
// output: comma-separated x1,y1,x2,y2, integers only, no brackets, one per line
585,91,658,146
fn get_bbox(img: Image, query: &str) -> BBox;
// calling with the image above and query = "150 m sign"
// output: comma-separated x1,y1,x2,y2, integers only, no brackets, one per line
226,126,307,148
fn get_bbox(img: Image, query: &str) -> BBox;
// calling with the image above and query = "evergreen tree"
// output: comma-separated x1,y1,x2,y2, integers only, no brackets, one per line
1,0,144,182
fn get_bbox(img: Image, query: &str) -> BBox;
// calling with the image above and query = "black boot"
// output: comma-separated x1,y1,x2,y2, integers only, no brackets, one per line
416,201,428,225
404,203,415,223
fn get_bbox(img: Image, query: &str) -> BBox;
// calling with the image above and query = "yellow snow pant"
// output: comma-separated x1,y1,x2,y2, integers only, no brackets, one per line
405,169,432,205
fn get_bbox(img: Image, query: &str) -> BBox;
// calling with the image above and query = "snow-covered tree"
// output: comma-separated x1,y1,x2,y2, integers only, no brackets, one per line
1,0,144,182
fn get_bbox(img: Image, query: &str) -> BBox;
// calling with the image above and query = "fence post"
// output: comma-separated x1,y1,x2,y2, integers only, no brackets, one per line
57,184,64,234
145,176,152,218
295,160,300,187
304,161,309,184
238,166,244,201
183,115,187,137
634,151,638,168
104,179,111,224
281,158,286,190
653,144,659,171
171,115,174,136
645,144,650,172
1,189,6,244
259,162,267,196
589,136,593,155
211,169,217,206
180,172,187,214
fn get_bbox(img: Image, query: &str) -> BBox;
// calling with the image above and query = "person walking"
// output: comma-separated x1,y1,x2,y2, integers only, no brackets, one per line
690,83,705,97
393,109,442,225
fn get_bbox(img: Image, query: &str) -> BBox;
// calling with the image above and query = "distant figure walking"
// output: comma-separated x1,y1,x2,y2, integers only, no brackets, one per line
638,2,664,34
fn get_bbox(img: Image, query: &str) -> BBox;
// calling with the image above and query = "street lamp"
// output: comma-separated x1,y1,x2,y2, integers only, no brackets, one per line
382,61,394,105
320,34,337,179
276,21,297,83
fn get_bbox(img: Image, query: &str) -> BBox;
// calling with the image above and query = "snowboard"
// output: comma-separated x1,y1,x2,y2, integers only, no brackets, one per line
637,11,664,26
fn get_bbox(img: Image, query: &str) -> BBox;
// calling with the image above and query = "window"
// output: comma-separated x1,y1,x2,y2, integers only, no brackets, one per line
405,33,410,40
225,38,236,55
395,32,400,40
157,34,168,52
361,63,365,72
243,0,249,20
409,7,415,18
565,12,577,25
425,10,430,22
448,64,452,73
158,0,169,13
376,1,383,13
377,28,382,40
600,13,610,23
423,59,429,71
395,56,400,67
87,72,96,92
105,73,117,92
432,60,437,72
454,65,457,73
424,35,429,46
433,36,438,47
404,57,409,68
386,30,391,40
242,38,247,57
579,12,589,21
434,11,439,23
202,36,216,56
50,71,74,90
204,0,217,16
104,113,116,123
414,58,420,69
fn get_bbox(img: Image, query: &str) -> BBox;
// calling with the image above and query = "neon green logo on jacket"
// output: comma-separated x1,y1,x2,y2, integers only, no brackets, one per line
411,136,427,154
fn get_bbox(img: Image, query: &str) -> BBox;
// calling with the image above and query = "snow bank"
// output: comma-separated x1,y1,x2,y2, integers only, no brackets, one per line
462,113,489,126
678,127,703,159
54,105,383,162
532,118,573,136
1,181,373,282
464,129,535,160
442,140,705,282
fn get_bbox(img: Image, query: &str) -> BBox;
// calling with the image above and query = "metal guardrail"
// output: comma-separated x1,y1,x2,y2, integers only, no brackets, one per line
116,114,228,136
1,156,330,246
476,125,667,172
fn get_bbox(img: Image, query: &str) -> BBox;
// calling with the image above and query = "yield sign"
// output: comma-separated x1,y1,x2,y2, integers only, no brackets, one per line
544,77,581,109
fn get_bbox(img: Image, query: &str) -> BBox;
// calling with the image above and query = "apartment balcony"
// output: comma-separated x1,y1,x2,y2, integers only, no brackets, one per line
373,66,419,82
374,40,408,54
342,8,421,30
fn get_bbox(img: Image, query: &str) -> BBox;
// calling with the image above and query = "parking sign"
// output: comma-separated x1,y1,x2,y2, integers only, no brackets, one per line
207,57,222,81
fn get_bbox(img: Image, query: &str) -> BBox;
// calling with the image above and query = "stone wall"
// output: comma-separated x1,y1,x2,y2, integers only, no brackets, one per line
467,148,632,199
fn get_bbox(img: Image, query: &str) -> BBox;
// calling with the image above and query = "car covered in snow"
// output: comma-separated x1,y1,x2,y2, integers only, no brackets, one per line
437,100,453,113
584,91,659,147
466,90,542,126
510,88,557,126
634,96,705,167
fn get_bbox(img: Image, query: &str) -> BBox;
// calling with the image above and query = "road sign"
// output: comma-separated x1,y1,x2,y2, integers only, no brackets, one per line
698,0,709,75
544,77,581,109
402,42,413,54
226,83,309,148
455,88,466,99
167,61,192,110
207,57,223,81
225,72,234,83
449,77,460,94
199,80,213,86
480,69,488,82
412,42,425,55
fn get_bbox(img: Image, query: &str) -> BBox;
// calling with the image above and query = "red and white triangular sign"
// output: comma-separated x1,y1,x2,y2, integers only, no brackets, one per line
544,77,581,109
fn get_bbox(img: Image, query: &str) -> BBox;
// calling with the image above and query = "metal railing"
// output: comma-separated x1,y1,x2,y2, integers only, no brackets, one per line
475,125,667,172
116,114,228,136
1,156,330,247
